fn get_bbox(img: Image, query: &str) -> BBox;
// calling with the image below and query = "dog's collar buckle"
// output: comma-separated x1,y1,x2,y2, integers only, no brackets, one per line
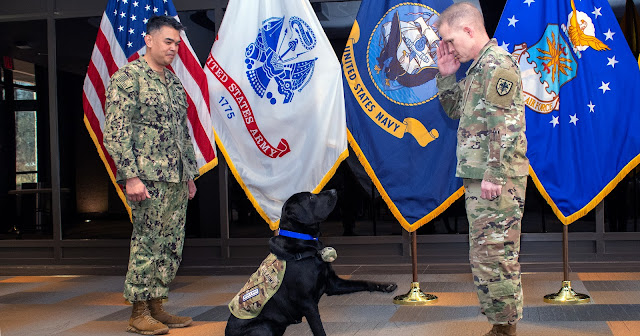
278,229,317,241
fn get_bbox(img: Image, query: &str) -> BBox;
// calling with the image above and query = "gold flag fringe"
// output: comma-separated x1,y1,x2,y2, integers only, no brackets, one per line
347,129,464,232
214,131,348,231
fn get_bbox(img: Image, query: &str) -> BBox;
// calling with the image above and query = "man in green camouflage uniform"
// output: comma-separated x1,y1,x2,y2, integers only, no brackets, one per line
435,3,528,336
103,16,198,335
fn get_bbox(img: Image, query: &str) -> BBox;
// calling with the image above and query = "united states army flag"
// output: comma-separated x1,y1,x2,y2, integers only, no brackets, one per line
205,0,348,229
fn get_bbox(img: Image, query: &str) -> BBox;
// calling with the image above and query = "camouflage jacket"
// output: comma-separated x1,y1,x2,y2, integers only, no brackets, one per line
437,39,529,185
103,57,199,184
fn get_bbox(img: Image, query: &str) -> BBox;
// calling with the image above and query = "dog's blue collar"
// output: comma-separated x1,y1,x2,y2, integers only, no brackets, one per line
278,229,317,241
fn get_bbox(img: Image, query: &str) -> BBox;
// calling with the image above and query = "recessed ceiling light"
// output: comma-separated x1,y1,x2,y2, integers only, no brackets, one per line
15,41,32,50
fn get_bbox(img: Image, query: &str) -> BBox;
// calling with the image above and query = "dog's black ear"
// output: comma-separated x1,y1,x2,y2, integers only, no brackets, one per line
280,191,337,232
311,189,338,222
280,192,315,229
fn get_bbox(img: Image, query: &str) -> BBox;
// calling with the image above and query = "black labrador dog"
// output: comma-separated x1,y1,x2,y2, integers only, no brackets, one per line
225,190,397,336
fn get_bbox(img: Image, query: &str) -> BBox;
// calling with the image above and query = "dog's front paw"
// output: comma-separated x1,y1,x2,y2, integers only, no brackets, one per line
377,283,398,293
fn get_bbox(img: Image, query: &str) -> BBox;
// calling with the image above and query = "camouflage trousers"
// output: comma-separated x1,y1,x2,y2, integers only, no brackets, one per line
464,176,527,325
124,180,188,303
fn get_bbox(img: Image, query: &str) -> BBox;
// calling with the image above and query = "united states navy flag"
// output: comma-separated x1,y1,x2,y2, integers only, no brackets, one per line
494,0,640,224
342,0,465,231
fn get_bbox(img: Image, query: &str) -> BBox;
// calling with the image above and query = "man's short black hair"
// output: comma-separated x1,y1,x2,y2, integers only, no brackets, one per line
147,15,185,34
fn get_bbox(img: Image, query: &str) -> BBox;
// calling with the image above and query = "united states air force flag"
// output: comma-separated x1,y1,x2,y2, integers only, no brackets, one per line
494,0,640,224
205,0,347,229
343,0,465,232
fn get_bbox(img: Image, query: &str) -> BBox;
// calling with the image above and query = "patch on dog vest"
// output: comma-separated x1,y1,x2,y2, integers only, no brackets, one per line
228,253,286,319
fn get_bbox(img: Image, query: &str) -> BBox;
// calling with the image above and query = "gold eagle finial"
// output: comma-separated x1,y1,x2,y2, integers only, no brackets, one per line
567,0,610,51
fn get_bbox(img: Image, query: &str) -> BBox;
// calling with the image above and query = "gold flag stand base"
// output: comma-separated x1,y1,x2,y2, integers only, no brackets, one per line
393,282,438,305
543,281,590,304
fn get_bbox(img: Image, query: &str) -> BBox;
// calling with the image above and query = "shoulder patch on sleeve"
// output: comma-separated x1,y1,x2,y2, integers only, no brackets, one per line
486,68,519,108
111,70,136,92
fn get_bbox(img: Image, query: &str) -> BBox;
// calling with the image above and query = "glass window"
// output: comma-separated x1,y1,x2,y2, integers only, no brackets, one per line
13,59,36,86
15,110,38,187
0,35,52,240
14,88,36,100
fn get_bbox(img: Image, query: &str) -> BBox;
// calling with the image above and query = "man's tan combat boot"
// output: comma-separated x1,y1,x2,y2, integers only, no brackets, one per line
127,301,169,335
148,298,193,328
483,324,516,336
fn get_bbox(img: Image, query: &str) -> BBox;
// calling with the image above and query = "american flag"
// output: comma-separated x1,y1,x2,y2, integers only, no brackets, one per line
82,0,217,213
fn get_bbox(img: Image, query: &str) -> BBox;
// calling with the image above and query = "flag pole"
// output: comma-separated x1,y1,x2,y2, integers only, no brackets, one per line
543,224,590,304
393,231,438,305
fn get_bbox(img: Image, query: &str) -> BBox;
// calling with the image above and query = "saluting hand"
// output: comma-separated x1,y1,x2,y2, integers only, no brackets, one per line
126,177,151,202
436,41,460,77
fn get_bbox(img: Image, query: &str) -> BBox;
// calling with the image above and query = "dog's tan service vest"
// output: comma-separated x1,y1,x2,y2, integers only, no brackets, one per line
229,253,286,319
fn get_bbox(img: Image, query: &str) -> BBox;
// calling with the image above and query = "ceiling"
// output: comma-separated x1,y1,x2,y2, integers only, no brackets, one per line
0,0,638,77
